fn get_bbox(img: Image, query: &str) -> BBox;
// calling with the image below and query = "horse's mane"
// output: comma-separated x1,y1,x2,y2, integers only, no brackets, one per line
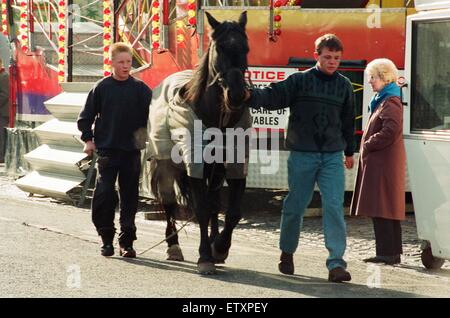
184,48,210,105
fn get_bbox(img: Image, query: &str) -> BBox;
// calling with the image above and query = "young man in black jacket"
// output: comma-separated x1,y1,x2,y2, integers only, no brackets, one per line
77,42,152,258
245,34,355,282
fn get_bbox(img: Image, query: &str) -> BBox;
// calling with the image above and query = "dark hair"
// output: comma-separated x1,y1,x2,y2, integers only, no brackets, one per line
315,34,343,55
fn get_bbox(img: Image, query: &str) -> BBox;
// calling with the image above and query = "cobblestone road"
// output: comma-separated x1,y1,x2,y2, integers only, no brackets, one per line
238,212,434,269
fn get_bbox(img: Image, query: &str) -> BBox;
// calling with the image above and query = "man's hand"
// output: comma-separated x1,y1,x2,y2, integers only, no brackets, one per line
83,140,96,156
344,155,354,169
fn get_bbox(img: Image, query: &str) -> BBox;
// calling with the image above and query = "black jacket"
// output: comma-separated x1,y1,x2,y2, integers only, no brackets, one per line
77,76,152,151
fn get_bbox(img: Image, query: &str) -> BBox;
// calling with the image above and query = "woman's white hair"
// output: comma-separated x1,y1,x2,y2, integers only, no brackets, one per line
365,58,398,84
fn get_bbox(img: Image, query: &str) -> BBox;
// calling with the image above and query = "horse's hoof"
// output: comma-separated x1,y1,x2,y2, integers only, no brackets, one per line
166,244,184,261
197,262,217,275
211,242,229,263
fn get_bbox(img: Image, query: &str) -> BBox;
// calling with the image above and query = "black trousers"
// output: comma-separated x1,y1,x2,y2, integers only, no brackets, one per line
92,149,141,246
372,217,403,257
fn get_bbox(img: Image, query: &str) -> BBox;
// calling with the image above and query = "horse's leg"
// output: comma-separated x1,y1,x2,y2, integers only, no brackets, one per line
209,210,219,244
188,176,216,274
154,159,184,261
212,178,246,262
207,164,225,244
163,203,184,261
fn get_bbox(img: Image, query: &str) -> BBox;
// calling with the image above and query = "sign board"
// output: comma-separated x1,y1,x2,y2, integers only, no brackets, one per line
245,67,298,130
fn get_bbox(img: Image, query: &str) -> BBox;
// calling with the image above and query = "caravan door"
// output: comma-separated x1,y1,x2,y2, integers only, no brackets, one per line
404,5,450,265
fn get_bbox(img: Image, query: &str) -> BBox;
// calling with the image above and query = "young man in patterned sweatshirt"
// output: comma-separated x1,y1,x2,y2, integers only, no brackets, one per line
245,34,355,283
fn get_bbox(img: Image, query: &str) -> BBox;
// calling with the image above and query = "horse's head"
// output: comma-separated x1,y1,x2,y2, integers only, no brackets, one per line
206,11,249,72
184,11,249,128
206,11,249,114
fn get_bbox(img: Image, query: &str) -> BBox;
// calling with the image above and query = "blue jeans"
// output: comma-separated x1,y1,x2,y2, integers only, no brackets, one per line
279,151,347,270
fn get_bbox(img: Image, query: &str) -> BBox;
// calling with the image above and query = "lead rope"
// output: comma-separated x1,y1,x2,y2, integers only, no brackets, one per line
138,214,196,255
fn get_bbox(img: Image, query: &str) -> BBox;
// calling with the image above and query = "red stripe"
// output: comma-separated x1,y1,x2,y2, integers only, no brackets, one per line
254,128,364,136
254,128,285,133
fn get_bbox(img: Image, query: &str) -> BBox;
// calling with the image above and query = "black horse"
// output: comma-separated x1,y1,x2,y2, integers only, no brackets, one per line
147,11,251,274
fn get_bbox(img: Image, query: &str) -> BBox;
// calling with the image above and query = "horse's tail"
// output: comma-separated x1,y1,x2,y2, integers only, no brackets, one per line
173,165,195,215
150,159,194,217
149,159,161,201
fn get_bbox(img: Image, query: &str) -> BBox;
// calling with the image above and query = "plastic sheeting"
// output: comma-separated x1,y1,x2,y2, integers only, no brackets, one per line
4,127,40,177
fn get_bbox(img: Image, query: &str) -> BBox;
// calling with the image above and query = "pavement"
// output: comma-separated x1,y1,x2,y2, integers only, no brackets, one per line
1,164,450,298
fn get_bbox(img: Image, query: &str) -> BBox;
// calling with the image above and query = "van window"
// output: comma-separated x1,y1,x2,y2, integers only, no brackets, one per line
411,20,450,132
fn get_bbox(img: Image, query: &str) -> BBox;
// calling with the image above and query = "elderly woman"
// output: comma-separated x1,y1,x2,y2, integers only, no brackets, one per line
350,58,406,265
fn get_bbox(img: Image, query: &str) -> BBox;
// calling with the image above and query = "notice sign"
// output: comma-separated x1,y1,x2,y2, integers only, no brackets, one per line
245,67,298,130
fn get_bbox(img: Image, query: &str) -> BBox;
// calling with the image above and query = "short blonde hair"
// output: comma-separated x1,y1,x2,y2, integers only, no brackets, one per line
110,42,132,60
365,58,398,84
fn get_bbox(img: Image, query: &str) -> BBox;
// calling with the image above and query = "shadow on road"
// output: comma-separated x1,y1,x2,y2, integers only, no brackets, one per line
395,264,450,278
117,256,427,298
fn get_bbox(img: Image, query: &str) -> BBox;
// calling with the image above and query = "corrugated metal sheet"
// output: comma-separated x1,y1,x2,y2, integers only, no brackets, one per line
44,92,88,121
24,145,88,178
15,83,94,202
15,171,86,201
33,119,83,148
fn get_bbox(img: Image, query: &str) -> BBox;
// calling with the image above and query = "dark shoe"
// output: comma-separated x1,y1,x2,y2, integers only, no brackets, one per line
363,255,401,265
392,255,401,265
99,228,115,257
101,244,114,257
278,251,294,275
119,246,136,258
363,256,385,263
328,267,351,283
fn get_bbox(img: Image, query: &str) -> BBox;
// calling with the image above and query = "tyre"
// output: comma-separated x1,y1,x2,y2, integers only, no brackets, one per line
421,244,445,269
